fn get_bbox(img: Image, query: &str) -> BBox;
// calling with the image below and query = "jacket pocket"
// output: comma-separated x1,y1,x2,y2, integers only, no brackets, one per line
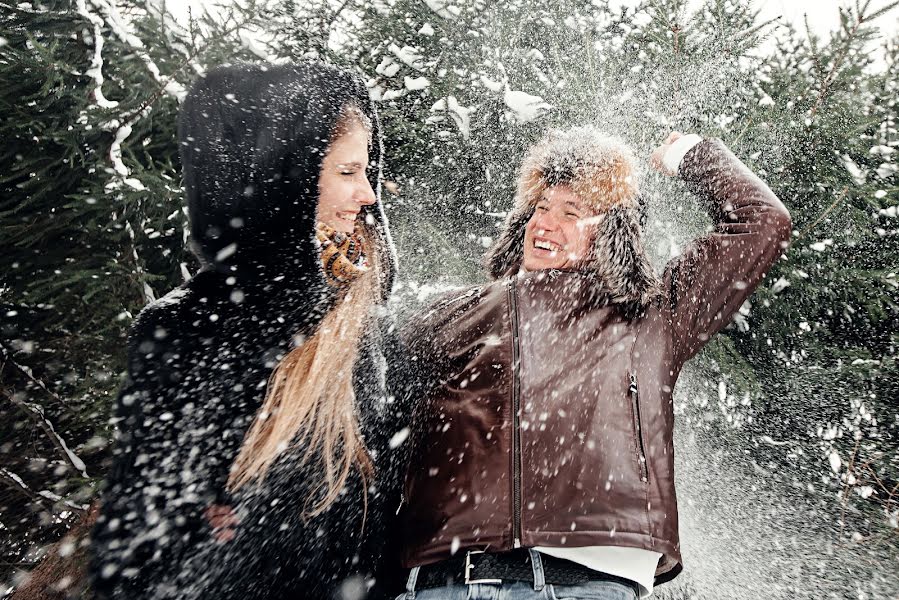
628,371,649,484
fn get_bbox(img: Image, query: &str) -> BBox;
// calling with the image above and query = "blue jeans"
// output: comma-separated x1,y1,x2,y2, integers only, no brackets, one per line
397,550,638,600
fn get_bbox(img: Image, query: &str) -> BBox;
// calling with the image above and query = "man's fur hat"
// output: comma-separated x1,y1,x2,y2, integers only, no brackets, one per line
485,126,661,310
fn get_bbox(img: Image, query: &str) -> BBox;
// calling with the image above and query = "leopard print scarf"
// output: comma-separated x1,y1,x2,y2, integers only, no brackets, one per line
316,222,368,288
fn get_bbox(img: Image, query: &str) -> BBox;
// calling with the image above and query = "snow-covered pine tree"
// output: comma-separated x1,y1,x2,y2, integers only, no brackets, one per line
0,0,192,587
734,1,899,551
0,0,265,591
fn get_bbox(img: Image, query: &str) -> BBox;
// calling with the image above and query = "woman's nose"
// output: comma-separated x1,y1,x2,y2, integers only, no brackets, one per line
357,179,377,206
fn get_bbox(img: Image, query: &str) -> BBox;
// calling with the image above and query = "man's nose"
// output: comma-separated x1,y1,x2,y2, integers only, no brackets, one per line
534,209,558,231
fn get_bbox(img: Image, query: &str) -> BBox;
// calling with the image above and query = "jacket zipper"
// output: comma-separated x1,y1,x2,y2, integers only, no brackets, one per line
508,278,523,547
629,372,649,484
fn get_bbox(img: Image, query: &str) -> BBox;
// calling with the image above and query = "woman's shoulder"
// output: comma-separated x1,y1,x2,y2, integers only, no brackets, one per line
113,272,265,426
128,275,217,349
120,271,243,390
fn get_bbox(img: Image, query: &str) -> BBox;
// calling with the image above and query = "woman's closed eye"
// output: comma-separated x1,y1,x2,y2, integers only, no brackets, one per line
337,162,367,176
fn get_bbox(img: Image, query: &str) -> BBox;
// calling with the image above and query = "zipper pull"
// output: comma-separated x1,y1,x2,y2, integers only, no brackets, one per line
629,372,638,393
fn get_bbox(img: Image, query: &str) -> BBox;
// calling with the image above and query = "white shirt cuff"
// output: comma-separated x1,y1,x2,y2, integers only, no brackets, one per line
662,134,703,175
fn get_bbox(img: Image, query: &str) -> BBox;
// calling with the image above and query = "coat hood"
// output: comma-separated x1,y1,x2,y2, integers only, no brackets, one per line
485,126,660,311
179,62,396,300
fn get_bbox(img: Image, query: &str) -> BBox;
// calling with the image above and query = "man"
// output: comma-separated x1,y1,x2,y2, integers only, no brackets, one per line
396,127,792,599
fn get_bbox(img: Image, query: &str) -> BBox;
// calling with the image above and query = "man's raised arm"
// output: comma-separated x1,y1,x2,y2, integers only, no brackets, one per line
655,135,793,365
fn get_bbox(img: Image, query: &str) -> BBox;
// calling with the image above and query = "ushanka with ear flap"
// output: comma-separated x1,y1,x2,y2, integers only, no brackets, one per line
485,126,661,310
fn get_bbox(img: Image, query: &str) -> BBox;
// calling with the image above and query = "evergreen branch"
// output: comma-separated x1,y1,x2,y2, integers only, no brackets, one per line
0,468,56,513
803,12,824,81
115,13,258,128
1,385,89,478
93,4,257,189
0,341,74,414
808,1,899,117
320,0,354,44
2,467,88,513
86,0,187,101
732,15,782,44
797,186,850,239
885,480,899,516
867,0,899,21
74,0,119,111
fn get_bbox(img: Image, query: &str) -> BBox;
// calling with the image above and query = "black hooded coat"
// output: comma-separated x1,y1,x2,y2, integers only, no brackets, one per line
89,62,404,600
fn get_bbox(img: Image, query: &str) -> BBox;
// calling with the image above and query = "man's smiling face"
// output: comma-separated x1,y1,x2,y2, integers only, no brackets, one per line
522,184,597,271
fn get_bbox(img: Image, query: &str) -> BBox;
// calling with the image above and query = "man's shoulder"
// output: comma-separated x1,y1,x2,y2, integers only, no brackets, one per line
408,279,507,325
398,282,480,341
423,283,488,311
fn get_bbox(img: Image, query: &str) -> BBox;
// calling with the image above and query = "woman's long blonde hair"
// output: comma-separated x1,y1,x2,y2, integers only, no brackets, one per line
227,104,381,519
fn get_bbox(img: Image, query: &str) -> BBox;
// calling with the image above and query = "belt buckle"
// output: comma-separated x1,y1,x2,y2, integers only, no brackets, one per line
464,550,502,585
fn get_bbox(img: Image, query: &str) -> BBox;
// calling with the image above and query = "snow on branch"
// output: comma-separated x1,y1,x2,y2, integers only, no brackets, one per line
1,386,88,478
87,0,187,102
424,0,460,20
75,0,119,109
0,341,71,410
0,468,88,513
430,96,473,138
125,221,158,305
503,88,553,123
0,468,55,512
77,0,188,189
145,0,198,62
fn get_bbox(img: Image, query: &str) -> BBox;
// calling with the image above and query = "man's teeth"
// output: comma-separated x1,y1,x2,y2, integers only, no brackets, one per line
534,239,561,252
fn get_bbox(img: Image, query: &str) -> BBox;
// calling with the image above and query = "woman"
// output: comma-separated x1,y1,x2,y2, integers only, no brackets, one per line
90,62,404,600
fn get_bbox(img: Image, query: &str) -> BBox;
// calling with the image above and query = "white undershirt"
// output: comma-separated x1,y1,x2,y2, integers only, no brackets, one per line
535,546,661,598
532,135,703,599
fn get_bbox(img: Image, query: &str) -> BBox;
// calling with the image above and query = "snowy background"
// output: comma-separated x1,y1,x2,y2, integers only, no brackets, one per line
1,0,897,598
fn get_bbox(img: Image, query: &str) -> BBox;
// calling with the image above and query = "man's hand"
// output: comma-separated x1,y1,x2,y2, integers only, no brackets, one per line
204,504,239,543
649,131,684,176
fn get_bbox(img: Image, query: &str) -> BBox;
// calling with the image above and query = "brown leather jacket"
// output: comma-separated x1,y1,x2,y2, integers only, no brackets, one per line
398,139,792,584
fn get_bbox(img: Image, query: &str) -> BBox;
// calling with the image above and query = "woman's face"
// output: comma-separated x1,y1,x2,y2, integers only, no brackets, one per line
522,185,597,271
317,121,376,233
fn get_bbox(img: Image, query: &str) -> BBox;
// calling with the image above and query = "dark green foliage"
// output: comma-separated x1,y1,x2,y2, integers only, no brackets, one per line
0,0,185,582
0,0,262,584
731,2,899,540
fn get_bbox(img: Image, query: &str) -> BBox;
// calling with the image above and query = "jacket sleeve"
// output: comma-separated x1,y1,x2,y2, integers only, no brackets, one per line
663,138,792,366
89,310,234,598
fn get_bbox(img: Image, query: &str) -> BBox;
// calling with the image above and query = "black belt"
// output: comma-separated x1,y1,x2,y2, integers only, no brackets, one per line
415,549,638,592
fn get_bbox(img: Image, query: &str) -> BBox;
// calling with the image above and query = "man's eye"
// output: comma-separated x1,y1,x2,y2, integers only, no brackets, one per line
340,170,355,176
565,212,580,218
536,205,548,212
